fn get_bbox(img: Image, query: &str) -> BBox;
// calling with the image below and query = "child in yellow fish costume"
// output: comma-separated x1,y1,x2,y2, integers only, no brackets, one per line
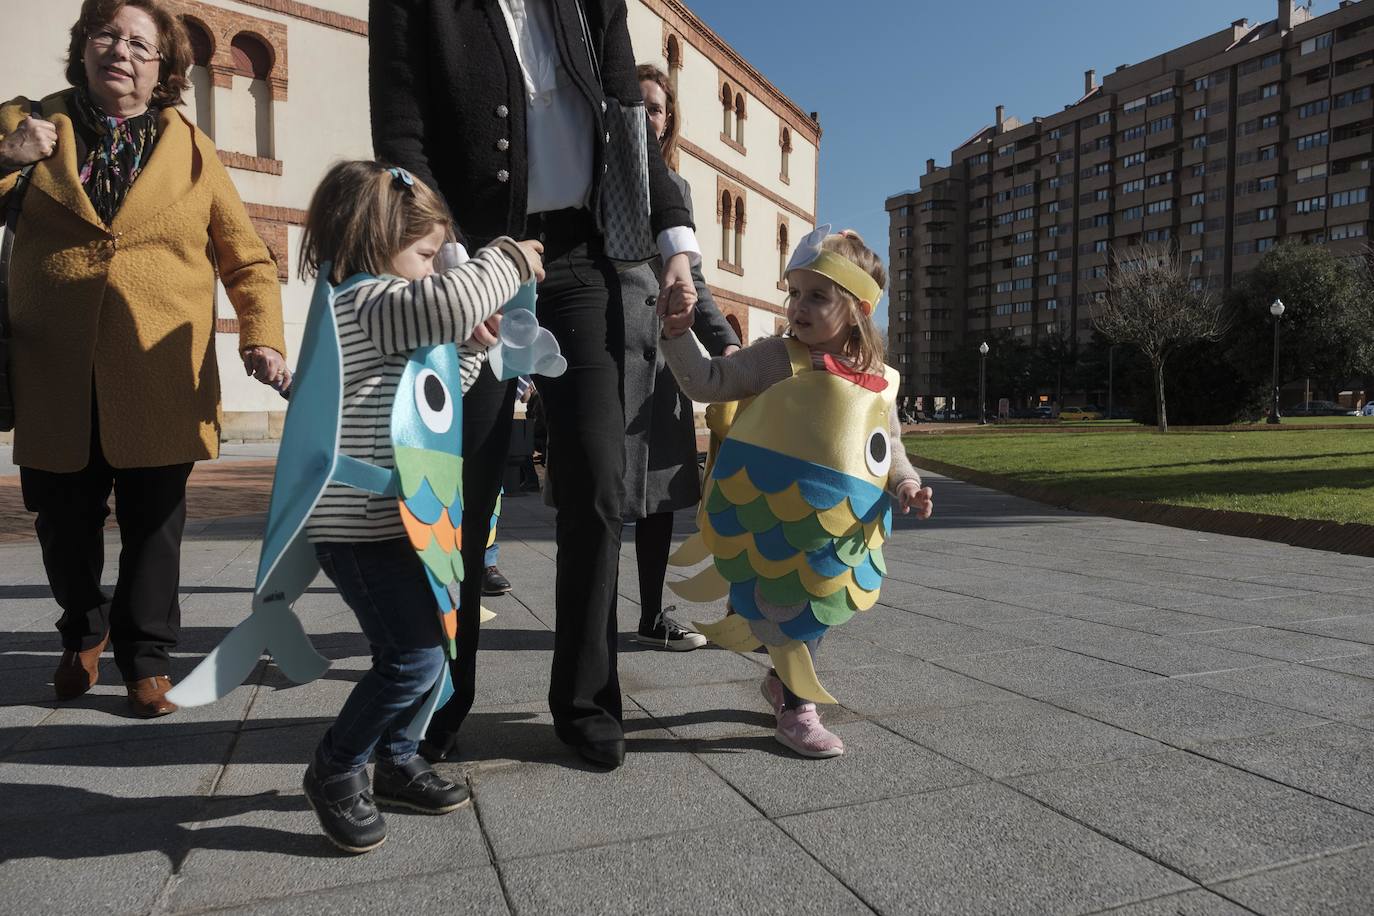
660,226,934,758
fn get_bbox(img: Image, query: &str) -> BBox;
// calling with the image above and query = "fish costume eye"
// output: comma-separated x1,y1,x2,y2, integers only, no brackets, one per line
864,427,891,478
415,369,453,434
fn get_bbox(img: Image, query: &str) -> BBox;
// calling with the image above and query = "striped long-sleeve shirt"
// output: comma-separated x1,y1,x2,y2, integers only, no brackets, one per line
306,238,533,542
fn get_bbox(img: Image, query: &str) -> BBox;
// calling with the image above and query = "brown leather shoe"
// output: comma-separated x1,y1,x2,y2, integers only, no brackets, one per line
53,632,110,701
126,676,178,718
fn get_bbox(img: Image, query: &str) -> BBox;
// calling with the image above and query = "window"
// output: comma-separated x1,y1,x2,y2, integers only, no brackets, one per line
995,280,1013,293
1256,206,1276,221
1296,163,1328,182
1301,33,1333,55
1148,115,1174,134
1191,106,1208,121
1147,87,1175,106
228,33,275,158
1047,127,1063,140
1013,277,1033,290
1014,301,1033,313
1331,188,1369,208
721,82,735,137
1296,130,1330,151
1013,253,1034,267
1191,135,1209,149
1256,237,1276,253
1042,273,1060,286
1092,239,1108,253
1047,224,1069,237
1238,52,1281,75
780,128,792,181
895,205,912,217
777,223,789,283
1261,82,1281,99
1121,205,1143,221
1336,86,1372,108
733,92,746,145
897,269,913,280
1193,75,1210,91
1330,222,1367,240
1298,98,1328,119
1192,163,1208,177
1188,192,1206,206
1146,170,1174,187
971,152,990,165
1144,227,1172,242
1054,150,1075,163
1015,229,1036,243
1146,199,1172,214
1081,265,1108,279
1045,299,1059,310
1122,96,1146,114
184,20,214,136
1121,178,1145,193
994,304,1012,316
1121,152,1146,168
1188,220,1206,235
998,143,1016,157
1295,195,1326,214
1120,125,1145,142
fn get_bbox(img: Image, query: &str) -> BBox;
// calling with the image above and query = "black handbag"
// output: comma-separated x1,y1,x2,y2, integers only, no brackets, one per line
573,1,656,269
0,98,42,433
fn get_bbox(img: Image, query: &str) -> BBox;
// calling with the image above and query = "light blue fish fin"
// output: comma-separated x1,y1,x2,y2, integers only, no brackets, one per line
400,665,455,742
165,602,330,706
332,456,398,496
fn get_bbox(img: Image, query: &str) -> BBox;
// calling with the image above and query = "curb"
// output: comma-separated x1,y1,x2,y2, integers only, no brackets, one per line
908,452,1374,559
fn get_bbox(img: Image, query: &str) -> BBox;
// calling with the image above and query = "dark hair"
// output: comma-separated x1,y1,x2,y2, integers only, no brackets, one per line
299,160,455,284
66,0,192,108
636,63,678,171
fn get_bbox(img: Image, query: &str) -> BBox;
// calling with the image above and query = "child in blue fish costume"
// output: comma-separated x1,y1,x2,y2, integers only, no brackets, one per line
661,227,934,759
294,162,543,852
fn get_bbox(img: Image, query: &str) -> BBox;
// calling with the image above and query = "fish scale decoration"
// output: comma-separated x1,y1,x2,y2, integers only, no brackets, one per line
670,337,898,705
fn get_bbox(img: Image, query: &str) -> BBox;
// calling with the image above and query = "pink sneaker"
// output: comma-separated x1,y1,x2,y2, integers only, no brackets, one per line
775,703,845,758
760,675,785,715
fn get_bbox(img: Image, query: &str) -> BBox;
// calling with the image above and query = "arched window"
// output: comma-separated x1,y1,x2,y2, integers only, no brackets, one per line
778,222,789,283
666,35,682,98
734,93,746,146
721,82,734,137
183,19,214,136
230,33,274,158
720,190,733,263
733,196,746,267
780,128,792,182
725,313,744,343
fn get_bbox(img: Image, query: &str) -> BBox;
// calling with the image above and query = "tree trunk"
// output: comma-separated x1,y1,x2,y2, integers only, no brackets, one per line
1153,358,1168,433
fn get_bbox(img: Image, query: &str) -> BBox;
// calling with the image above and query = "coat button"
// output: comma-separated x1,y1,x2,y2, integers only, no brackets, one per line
496,138,510,151
601,100,608,113
604,131,611,144
644,347,656,361
495,104,509,118
644,295,656,308
497,169,510,183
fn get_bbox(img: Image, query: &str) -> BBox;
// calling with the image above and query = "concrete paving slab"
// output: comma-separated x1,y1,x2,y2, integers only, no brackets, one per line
1193,722,1374,814
1210,843,1374,916
193,865,509,916
500,820,870,916
856,612,1037,659
1083,888,1254,915
1181,625,1374,663
1057,605,1240,636
779,781,1193,915
819,657,1023,716
1010,751,1374,883
935,646,1163,698
1281,613,1374,645
699,720,982,817
886,696,1168,778
1184,662,1374,720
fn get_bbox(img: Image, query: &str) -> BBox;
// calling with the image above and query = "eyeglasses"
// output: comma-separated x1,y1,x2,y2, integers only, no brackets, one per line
87,29,161,64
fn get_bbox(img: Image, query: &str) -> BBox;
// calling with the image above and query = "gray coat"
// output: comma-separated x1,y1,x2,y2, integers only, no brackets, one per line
621,172,739,520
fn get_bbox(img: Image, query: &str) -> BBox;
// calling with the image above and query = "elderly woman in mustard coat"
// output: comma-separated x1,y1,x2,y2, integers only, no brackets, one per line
0,0,287,717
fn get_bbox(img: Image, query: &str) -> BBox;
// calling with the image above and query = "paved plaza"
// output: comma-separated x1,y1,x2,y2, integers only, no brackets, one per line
2,454,1374,914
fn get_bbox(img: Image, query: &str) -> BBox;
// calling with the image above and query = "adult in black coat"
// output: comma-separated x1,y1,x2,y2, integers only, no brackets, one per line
370,0,698,770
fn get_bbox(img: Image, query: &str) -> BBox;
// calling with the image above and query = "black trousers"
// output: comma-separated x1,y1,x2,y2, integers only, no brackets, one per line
428,211,627,747
20,420,193,681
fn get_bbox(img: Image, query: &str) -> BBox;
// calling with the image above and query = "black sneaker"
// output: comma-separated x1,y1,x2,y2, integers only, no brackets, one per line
482,566,512,596
632,608,707,651
374,756,471,814
302,762,387,854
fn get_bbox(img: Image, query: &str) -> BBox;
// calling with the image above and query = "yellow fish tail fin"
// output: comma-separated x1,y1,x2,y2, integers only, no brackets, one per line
768,641,838,705
668,563,730,602
696,614,763,652
478,606,496,623
667,532,711,568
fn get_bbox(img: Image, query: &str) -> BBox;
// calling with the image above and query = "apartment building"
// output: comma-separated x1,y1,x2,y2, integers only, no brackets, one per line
6,0,817,437
887,0,1374,406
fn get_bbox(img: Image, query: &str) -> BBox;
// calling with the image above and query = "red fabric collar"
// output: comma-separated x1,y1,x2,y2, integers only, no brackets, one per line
821,353,888,392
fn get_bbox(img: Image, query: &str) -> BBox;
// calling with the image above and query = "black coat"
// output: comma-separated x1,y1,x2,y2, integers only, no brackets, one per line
369,0,691,246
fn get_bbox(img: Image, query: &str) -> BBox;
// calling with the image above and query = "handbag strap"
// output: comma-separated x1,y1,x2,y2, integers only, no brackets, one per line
0,97,44,343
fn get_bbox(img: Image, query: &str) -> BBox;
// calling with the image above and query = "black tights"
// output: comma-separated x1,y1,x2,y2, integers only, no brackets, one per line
633,511,674,629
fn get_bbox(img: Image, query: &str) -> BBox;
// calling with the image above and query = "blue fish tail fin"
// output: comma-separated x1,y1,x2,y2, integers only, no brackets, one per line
166,608,330,707
400,665,454,742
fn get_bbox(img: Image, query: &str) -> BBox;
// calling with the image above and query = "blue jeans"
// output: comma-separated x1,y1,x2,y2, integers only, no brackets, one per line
312,539,446,775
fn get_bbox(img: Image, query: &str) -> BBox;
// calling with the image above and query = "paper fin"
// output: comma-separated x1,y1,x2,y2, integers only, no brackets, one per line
696,614,762,652
667,563,730,602
667,532,711,568
767,640,838,705
400,665,455,742
479,605,497,623
166,608,329,707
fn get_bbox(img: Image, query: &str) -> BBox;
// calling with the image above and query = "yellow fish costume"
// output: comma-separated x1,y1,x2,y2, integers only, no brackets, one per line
670,336,899,705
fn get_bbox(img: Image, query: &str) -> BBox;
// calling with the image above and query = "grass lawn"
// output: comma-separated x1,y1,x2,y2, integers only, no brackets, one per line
903,425,1374,525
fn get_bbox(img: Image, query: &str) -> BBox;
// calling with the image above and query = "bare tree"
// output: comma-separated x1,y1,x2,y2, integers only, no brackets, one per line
1093,243,1228,432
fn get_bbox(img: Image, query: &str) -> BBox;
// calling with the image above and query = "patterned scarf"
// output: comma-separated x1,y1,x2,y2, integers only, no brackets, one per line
71,88,160,226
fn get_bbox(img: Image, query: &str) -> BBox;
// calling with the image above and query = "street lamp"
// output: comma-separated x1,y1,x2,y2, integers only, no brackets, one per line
978,341,990,425
1267,299,1285,425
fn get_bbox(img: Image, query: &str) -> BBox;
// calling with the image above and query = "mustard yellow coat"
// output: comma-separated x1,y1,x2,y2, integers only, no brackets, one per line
0,90,285,472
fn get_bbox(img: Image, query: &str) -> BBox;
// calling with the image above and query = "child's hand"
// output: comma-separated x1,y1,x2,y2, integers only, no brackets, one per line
897,481,934,519
464,314,502,351
515,239,546,281
657,278,697,318
661,301,696,338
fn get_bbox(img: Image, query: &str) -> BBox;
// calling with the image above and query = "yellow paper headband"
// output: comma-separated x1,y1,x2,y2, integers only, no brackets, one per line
786,224,883,315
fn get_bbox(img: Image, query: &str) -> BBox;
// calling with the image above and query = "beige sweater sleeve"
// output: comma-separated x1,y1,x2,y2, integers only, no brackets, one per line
887,405,921,495
660,333,794,403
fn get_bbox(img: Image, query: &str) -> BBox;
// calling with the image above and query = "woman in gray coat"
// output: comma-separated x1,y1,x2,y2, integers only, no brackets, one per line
624,65,739,650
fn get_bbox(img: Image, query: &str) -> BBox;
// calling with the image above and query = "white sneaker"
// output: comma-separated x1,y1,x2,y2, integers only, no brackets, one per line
632,608,707,651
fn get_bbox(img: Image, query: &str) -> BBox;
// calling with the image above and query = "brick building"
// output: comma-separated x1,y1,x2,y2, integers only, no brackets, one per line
887,0,1374,409
6,0,818,437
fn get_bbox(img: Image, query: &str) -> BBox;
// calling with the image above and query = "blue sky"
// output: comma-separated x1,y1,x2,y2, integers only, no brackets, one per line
684,0,1327,326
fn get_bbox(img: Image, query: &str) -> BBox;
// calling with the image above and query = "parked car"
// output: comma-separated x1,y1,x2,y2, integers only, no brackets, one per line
1286,400,1350,416
1034,406,1054,419
1360,403,1374,417
1059,405,1103,420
